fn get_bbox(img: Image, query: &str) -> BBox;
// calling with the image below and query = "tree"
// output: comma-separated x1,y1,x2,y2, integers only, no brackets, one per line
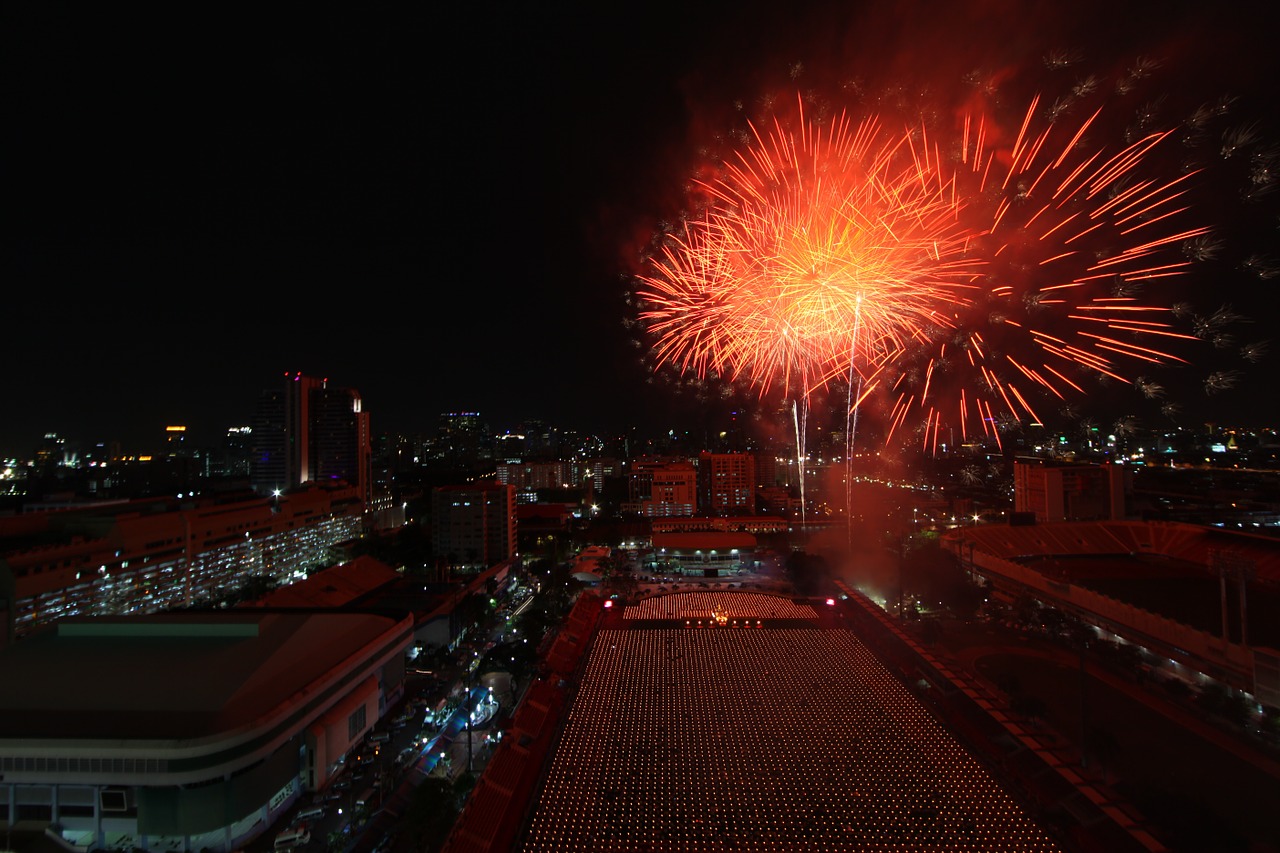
401,778,460,853
785,551,832,596
605,571,639,603
899,543,984,617
453,593,488,635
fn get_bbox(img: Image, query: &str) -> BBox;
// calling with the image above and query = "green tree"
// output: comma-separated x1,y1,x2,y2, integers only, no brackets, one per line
605,570,639,603
785,551,832,595
454,593,488,635
899,543,983,617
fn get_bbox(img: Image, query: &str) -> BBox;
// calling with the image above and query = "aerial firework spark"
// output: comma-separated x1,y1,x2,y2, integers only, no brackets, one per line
884,95,1213,453
637,96,982,509
637,96,977,402
635,68,1257,454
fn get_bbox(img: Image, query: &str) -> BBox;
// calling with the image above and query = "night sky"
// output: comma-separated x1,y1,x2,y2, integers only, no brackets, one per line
8,2,1280,456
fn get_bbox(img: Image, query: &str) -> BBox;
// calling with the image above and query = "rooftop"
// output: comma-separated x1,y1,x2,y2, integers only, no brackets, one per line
0,610,403,741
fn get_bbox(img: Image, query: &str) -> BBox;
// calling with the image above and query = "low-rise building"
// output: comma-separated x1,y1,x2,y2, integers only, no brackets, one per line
0,609,413,852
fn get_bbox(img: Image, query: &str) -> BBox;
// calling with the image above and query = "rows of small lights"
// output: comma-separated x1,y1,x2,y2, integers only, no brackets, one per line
13,515,361,636
521,621,1059,851
624,591,817,621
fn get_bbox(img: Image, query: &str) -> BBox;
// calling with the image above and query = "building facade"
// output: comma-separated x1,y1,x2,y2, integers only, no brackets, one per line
250,373,371,504
0,611,412,853
0,486,364,643
698,452,757,516
1013,461,1130,523
624,457,697,517
430,481,517,571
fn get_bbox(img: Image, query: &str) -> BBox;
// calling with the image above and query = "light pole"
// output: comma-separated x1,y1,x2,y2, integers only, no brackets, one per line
465,651,478,774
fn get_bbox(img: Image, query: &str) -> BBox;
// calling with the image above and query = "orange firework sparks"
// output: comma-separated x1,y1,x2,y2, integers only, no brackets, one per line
638,88,1217,455
885,98,1211,451
637,95,978,401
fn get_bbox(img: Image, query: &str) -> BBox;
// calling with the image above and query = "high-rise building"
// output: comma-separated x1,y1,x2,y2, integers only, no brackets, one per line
698,451,757,516
163,425,188,459
431,481,516,571
250,373,371,503
435,412,492,468
495,460,573,492
1013,460,1130,522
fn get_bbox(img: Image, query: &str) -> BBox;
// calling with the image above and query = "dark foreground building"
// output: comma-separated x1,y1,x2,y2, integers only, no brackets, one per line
0,610,413,852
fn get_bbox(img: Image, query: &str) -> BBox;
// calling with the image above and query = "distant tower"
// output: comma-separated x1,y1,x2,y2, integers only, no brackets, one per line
436,412,491,467
250,373,370,502
431,480,517,570
163,425,188,459
698,452,757,516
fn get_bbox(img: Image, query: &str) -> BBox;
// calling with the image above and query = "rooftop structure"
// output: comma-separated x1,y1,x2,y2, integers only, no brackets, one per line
0,609,413,851
516,591,1060,851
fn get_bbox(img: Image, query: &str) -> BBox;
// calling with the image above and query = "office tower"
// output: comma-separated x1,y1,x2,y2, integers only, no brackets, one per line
250,373,370,503
495,460,572,492
163,425,188,459
430,481,516,571
435,412,492,468
698,451,757,516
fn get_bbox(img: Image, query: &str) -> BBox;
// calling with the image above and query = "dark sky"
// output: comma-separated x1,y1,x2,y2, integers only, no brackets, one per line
8,2,1280,456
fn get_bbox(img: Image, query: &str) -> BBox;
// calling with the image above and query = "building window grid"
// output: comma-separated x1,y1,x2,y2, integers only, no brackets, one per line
14,515,361,637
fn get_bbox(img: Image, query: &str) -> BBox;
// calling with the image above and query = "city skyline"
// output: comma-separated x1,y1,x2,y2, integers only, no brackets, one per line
10,3,1280,458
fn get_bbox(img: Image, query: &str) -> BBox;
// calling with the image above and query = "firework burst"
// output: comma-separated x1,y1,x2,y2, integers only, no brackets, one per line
879,94,1215,452
637,95,977,401
634,42,1274,454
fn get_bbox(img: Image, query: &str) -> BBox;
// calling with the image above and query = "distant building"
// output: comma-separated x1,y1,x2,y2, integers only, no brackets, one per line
0,609,413,853
624,457,696,517
162,426,188,459
434,412,492,468
1013,461,1130,523
698,452,757,516
431,481,517,571
651,515,788,535
0,486,364,643
650,531,756,576
496,460,573,493
250,373,371,504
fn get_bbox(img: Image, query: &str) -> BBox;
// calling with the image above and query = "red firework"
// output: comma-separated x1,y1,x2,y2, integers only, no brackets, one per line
637,91,1213,453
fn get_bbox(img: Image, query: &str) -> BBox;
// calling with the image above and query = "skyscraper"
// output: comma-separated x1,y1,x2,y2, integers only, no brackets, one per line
698,451,757,516
250,373,371,502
